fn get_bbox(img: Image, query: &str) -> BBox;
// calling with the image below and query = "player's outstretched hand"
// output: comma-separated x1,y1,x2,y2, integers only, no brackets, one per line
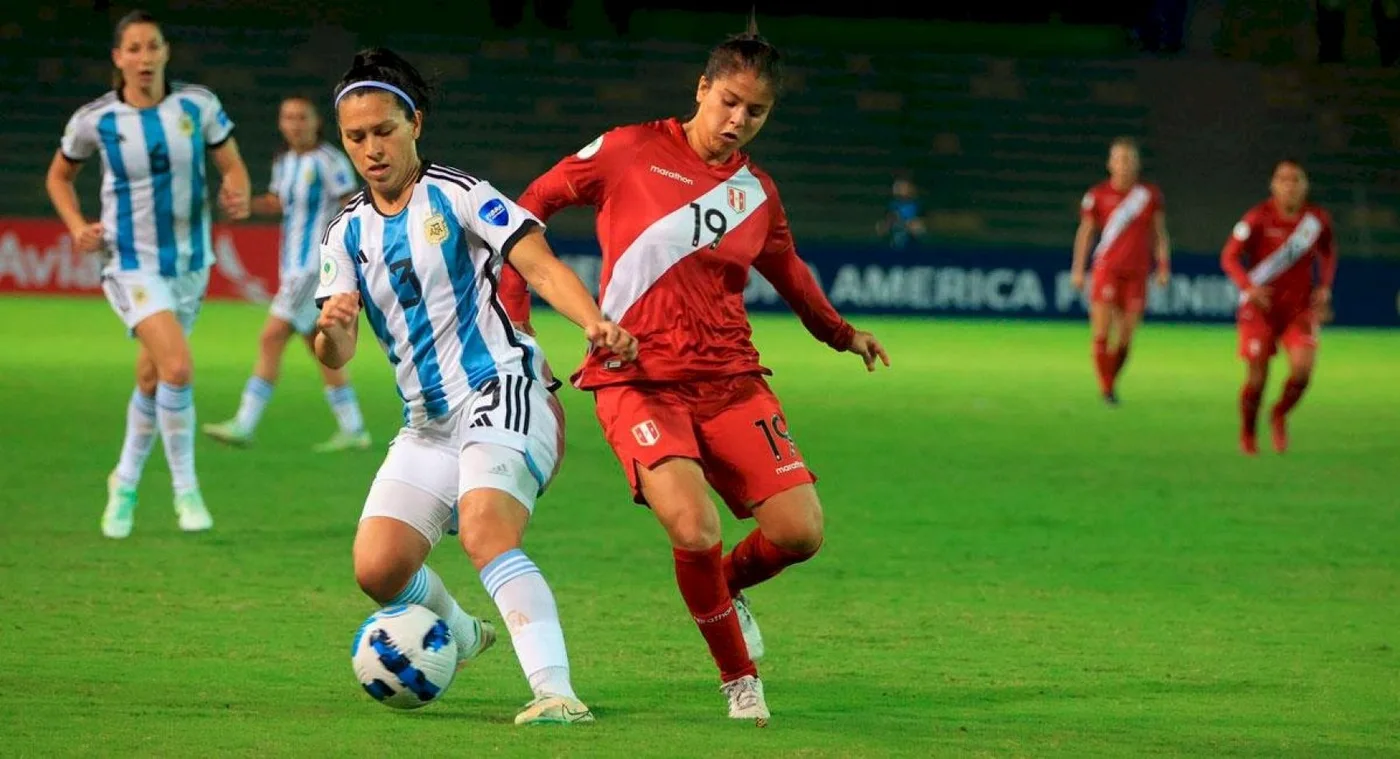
70,222,104,254
1311,287,1333,323
219,179,251,221
1155,266,1171,287
1071,270,1086,291
317,293,360,332
586,320,638,362
848,330,890,372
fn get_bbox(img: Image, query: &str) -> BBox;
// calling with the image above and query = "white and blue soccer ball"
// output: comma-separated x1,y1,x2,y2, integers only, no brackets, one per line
352,603,458,710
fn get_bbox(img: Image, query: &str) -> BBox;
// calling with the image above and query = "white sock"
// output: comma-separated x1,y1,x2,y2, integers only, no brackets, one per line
235,376,274,432
387,565,481,654
480,548,577,699
325,384,365,434
114,388,157,488
156,382,198,494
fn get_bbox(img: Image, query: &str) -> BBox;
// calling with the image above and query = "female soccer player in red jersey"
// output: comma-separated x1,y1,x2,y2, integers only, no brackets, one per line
499,25,889,723
1070,138,1171,406
1220,160,1336,455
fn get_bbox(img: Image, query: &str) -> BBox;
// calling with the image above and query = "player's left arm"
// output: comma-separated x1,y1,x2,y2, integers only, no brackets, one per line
1313,212,1338,313
1153,206,1172,286
753,191,888,371
460,181,635,361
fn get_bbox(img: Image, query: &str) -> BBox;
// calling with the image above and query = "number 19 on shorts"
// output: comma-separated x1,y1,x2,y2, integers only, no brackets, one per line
753,414,797,461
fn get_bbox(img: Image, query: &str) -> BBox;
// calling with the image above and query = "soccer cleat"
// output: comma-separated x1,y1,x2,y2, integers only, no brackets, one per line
733,592,765,662
1270,413,1289,454
1240,433,1259,457
1103,390,1120,407
202,419,253,447
175,490,213,532
721,675,770,725
312,429,372,453
513,695,595,725
456,618,497,670
102,472,138,539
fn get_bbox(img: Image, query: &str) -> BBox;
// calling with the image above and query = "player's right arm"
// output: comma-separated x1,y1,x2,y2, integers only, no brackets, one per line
314,220,361,369
45,108,103,254
1221,210,1268,309
250,158,282,217
1070,189,1097,290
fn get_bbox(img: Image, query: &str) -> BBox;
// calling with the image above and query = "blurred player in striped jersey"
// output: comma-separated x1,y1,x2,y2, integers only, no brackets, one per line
499,21,889,724
44,10,251,538
1220,160,1337,455
315,49,636,725
1070,138,1172,406
203,96,370,451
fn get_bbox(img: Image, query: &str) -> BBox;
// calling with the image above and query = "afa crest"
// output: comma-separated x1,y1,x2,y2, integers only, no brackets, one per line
178,114,195,137
423,213,449,245
727,186,746,213
131,286,149,307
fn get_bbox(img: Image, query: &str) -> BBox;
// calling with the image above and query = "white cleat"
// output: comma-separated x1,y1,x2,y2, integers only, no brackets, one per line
456,617,496,670
312,429,372,453
514,694,595,725
102,472,137,539
202,419,253,447
733,592,765,662
175,490,213,532
721,675,770,726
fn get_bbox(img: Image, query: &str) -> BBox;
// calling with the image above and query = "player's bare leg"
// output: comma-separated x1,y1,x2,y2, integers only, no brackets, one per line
354,507,495,672
133,311,209,532
1089,301,1118,405
1270,344,1317,454
1239,358,1270,456
204,315,293,447
104,345,161,538
457,471,590,725
641,458,768,724
304,333,371,452
723,484,825,662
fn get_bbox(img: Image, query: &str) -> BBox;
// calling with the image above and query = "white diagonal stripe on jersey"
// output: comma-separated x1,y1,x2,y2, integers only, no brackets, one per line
1092,184,1151,262
599,166,768,324
359,213,427,426
1247,212,1322,288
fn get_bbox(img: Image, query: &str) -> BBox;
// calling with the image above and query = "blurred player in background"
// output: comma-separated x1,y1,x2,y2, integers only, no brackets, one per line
1220,160,1336,455
315,48,636,725
500,22,888,724
1071,138,1171,406
44,10,251,538
203,96,370,452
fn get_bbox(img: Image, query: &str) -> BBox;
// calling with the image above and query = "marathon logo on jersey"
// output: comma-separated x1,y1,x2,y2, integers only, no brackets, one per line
649,165,694,185
631,420,661,447
478,199,509,227
727,186,747,213
423,213,449,245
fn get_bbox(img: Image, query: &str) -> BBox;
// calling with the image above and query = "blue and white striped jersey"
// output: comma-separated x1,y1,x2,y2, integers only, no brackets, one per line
316,162,548,426
270,144,357,277
60,83,235,277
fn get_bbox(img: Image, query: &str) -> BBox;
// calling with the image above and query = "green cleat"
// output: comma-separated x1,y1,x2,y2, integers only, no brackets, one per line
312,429,372,453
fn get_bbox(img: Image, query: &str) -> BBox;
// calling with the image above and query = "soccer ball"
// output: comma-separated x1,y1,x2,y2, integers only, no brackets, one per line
352,603,458,710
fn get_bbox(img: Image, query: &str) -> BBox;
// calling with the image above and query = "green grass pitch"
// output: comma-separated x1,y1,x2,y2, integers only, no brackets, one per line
1,296,1397,757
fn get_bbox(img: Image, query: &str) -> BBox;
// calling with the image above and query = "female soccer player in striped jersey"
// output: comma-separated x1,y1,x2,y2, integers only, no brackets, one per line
203,96,371,452
314,48,636,725
45,10,252,539
499,23,889,723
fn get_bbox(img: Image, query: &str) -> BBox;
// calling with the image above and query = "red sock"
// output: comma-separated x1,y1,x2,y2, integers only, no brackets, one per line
723,529,818,597
1240,384,1263,437
1112,343,1131,380
1093,338,1114,394
1272,377,1310,418
673,544,756,682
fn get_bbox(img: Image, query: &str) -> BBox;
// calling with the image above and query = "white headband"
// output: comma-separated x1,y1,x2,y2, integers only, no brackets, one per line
335,80,416,113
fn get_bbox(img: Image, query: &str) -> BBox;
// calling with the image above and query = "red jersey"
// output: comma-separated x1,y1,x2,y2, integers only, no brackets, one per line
1080,181,1165,276
1221,199,1337,312
503,118,854,390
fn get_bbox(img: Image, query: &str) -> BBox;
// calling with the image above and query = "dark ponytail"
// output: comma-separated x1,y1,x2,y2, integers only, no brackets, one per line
332,48,436,120
702,12,784,96
110,9,161,90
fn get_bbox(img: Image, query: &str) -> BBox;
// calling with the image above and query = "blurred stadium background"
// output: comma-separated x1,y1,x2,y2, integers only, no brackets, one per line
2,2,1397,756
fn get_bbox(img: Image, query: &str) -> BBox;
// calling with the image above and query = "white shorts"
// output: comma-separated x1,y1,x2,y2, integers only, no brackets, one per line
101,267,211,335
359,375,566,545
269,271,320,335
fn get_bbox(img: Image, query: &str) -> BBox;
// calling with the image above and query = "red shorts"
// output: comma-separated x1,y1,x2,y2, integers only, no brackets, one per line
1090,268,1148,312
592,375,817,518
1237,303,1319,360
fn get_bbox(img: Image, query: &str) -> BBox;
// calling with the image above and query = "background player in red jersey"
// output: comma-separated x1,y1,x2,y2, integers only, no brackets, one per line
1070,138,1171,406
1220,160,1337,455
499,24,888,724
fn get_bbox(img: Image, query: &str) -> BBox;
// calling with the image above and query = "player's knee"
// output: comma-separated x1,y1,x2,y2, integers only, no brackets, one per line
660,502,723,552
1290,370,1312,387
456,492,527,571
135,360,159,395
157,354,193,386
259,325,290,357
354,557,416,604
